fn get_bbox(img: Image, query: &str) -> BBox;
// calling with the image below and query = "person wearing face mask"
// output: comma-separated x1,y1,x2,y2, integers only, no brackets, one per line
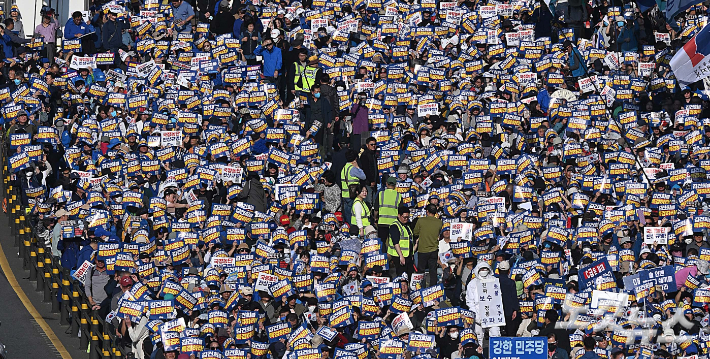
254,37,282,85
301,83,335,156
465,262,502,339
686,231,710,254
436,326,461,359
547,333,569,359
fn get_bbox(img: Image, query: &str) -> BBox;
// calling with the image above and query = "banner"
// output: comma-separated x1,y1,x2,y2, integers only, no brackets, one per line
479,279,506,328
70,55,96,70
489,337,547,359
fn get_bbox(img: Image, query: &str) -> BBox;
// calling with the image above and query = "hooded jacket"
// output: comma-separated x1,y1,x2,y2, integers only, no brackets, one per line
465,261,493,320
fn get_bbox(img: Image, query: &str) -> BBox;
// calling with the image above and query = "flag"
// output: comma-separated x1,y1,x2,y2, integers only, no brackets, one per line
671,23,710,84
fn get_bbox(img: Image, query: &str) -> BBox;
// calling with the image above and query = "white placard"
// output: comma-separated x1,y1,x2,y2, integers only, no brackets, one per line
70,56,97,70
73,260,94,283
255,272,279,292
450,222,473,242
160,131,182,147
479,279,506,328
417,103,439,117
644,227,670,245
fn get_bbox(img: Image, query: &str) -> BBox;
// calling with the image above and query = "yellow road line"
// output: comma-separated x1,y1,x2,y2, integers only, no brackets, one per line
0,243,72,359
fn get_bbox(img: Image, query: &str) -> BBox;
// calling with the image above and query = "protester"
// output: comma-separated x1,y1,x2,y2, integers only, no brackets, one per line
8,0,710,358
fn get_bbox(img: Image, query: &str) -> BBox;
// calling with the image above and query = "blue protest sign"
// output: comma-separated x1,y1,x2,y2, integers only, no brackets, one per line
638,266,677,293
622,273,642,291
489,337,547,359
578,258,613,290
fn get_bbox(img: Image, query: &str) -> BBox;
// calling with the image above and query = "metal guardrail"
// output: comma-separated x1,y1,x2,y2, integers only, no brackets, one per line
1,147,129,359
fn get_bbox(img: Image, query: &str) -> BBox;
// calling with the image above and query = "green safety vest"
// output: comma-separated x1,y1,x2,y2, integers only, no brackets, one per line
340,163,358,198
377,188,400,225
294,64,318,92
388,220,411,258
351,198,371,228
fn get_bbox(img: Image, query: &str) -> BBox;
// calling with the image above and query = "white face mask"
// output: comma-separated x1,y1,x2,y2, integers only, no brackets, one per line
25,172,33,178
308,305,317,312
450,331,459,339
686,238,693,244
479,270,490,278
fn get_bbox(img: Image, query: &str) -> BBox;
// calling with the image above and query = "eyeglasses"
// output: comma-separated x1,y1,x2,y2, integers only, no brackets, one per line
368,143,376,147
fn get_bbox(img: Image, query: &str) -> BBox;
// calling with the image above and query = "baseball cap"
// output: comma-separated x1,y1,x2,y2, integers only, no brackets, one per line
387,176,397,185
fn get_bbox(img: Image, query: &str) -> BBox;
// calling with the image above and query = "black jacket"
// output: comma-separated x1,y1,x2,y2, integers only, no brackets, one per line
302,96,334,145
359,148,377,186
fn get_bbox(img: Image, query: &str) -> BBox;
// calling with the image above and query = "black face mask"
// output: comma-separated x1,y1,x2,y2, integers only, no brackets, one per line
549,344,557,353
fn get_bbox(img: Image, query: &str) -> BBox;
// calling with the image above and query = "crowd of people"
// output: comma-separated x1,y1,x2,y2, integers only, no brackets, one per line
4,0,710,358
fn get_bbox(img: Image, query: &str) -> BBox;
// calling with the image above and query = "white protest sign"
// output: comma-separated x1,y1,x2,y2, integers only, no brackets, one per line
505,32,520,47
220,165,243,184
479,279,506,328
160,131,182,147
638,62,655,77
481,196,506,211
417,103,439,117
654,31,671,46
70,56,97,70
644,227,670,245
445,10,464,25
450,222,473,242
211,256,236,267
311,18,328,33
136,60,156,78
604,52,620,70
591,290,629,309
578,77,596,93
487,30,500,45
73,260,94,283
255,272,279,292
391,312,414,335
480,6,497,18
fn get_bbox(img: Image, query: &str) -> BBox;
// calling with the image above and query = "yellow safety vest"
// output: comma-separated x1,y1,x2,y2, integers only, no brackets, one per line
351,198,371,228
388,220,411,258
340,163,358,198
377,188,400,225
294,64,318,92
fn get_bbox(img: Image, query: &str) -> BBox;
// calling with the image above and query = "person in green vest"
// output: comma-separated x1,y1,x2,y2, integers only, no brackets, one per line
375,176,401,245
350,183,374,237
340,149,365,223
289,54,320,102
388,206,413,277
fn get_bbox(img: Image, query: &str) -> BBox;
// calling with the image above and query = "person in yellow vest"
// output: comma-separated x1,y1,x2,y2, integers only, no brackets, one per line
350,183,375,237
388,206,413,277
340,149,366,223
290,53,320,101
375,176,401,244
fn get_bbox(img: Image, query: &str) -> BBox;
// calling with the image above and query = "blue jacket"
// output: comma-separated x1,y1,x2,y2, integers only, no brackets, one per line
1,34,12,58
64,19,92,40
76,245,96,268
60,130,72,148
254,45,283,77
617,27,638,52
232,18,244,39
568,46,587,78
537,88,550,114
101,19,124,51
58,238,89,270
